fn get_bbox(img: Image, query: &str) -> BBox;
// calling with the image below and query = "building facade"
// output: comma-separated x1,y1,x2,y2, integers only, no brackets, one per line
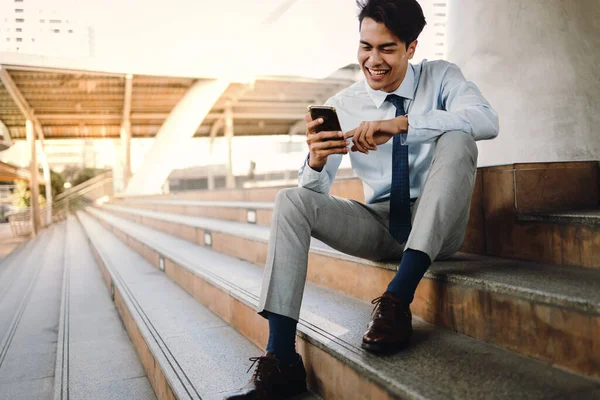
0,0,90,57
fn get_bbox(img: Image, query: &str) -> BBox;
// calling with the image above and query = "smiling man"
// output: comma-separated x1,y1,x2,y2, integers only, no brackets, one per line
225,0,499,399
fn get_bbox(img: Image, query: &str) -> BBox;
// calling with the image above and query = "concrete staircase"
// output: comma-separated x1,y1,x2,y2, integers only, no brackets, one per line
0,219,156,400
82,162,600,399
75,211,317,400
2,160,598,399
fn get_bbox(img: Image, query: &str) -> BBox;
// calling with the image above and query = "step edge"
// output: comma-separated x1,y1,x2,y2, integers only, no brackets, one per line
117,200,275,209
53,219,71,400
518,212,600,226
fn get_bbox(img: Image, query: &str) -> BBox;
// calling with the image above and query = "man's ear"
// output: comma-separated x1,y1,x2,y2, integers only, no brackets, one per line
407,40,418,60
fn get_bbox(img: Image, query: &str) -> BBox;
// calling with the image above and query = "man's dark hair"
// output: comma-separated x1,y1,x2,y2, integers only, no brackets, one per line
357,0,427,48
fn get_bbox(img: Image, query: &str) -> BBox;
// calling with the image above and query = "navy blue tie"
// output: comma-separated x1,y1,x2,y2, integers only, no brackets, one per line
386,94,411,243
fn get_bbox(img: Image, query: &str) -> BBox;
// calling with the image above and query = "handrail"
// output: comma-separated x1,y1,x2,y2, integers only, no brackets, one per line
7,172,113,237
55,170,112,202
56,177,113,203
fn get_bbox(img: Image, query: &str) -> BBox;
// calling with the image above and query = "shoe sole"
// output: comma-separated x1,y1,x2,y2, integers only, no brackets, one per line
361,340,409,354
274,381,308,399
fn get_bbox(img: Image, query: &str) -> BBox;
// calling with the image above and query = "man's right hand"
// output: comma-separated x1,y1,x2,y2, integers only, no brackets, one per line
305,113,349,172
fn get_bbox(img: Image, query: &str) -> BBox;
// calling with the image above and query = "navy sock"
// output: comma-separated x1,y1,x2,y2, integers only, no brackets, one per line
386,249,432,305
265,312,299,366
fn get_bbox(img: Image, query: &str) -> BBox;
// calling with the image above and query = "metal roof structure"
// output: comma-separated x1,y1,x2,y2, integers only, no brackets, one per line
0,64,355,141
0,160,42,182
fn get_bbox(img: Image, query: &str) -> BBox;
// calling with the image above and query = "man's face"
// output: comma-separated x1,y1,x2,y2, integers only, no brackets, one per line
358,17,417,93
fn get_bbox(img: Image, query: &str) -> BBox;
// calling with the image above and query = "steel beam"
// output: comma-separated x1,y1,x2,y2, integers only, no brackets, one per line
209,118,224,152
124,79,230,195
224,101,235,189
26,120,41,236
1,65,51,227
120,74,133,186
2,64,126,78
35,112,304,121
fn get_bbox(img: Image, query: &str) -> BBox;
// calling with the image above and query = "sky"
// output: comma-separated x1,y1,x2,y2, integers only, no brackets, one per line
78,0,360,78
0,0,361,79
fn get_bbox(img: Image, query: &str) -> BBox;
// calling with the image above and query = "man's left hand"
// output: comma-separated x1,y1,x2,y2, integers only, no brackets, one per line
344,116,408,154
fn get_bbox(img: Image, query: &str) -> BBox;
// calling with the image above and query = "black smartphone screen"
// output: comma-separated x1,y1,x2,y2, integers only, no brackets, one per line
309,106,342,133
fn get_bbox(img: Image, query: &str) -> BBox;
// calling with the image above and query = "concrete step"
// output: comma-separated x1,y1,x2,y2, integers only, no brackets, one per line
83,206,600,399
0,222,29,269
0,223,29,267
53,216,155,400
519,209,600,226
97,203,600,380
115,177,364,204
116,199,275,226
0,224,64,400
503,208,600,269
513,209,600,268
115,161,600,268
75,210,319,400
0,233,39,299
113,195,600,271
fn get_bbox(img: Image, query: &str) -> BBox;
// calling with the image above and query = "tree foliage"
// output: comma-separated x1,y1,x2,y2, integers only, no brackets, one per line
11,180,46,209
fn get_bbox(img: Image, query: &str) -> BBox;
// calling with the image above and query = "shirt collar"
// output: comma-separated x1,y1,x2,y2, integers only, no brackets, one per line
365,63,415,109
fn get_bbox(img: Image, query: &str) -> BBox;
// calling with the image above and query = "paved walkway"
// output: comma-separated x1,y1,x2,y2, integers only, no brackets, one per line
0,223,27,264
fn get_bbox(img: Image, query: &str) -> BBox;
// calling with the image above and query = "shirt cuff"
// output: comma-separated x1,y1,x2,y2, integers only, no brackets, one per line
303,163,325,181
298,155,327,189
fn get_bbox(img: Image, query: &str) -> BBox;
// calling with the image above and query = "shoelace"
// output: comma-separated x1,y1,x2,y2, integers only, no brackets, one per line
370,296,396,319
247,356,281,378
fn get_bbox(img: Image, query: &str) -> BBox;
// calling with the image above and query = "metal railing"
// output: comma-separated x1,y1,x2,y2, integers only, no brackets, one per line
6,172,113,237
55,171,112,202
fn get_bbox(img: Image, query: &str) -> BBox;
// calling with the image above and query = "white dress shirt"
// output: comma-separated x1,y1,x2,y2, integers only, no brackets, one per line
298,59,499,204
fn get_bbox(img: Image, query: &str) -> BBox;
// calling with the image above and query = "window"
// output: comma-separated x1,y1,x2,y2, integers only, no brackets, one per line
16,37,22,42
14,0,23,2
50,19,61,23
15,18,24,23
15,9,23,12
16,28,22,32
40,19,44,23
68,29,73,33
53,29,60,33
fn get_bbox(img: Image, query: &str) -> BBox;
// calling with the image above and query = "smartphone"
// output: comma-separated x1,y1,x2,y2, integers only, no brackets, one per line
308,105,342,134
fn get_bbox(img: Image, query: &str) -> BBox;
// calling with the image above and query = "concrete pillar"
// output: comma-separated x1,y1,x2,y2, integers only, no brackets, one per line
41,150,52,225
121,74,133,187
124,79,230,195
26,120,41,236
120,120,132,185
446,0,600,166
207,170,215,191
224,100,235,189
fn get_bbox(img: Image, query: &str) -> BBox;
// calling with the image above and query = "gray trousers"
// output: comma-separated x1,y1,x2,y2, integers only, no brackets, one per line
258,131,479,321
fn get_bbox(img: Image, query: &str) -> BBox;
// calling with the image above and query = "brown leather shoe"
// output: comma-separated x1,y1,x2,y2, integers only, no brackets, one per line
361,291,412,354
223,352,307,399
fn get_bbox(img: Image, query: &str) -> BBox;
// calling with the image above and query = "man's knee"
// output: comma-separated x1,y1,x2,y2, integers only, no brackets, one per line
274,187,320,216
436,130,478,166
